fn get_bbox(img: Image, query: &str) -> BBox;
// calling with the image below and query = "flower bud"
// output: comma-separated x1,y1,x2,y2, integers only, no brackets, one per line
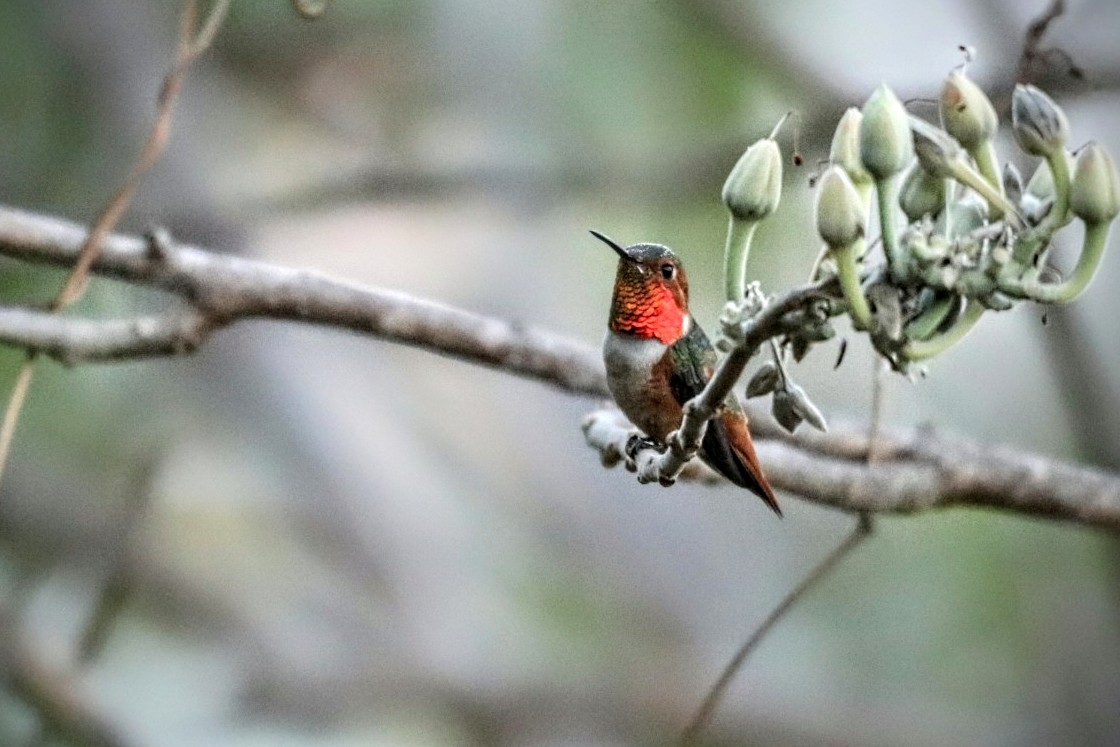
1011,84,1069,157
911,121,962,179
815,165,865,247
899,162,946,222
771,389,803,433
859,84,914,180
722,138,782,221
830,108,872,187
1069,142,1120,225
939,70,998,150
1025,158,1056,201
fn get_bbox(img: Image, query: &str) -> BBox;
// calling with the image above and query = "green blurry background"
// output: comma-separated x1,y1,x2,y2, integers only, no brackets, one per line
1,1,1119,745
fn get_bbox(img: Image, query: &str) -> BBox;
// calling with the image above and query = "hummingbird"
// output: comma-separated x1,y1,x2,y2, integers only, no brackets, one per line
594,230,781,516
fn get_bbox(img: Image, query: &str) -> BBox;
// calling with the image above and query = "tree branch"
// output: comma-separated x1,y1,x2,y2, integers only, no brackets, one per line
587,410,1120,533
1,203,1119,532
0,205,605,396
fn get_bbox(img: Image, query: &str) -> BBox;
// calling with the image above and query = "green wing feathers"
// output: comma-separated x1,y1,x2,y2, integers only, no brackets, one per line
668,323,781,515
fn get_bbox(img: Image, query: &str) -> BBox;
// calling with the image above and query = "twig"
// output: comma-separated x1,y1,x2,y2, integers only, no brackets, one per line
680,515,873,745
0,363,34,482
0,0,230,491
680,352,888,743
0,613,133,747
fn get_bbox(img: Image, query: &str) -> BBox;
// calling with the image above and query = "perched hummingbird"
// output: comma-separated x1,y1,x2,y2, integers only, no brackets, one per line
594,231,781,516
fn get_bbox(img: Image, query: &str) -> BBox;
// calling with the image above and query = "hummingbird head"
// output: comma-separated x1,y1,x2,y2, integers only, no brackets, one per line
592,230,690,345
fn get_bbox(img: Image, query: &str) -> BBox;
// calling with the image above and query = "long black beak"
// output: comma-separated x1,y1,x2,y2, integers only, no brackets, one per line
589,230,633,262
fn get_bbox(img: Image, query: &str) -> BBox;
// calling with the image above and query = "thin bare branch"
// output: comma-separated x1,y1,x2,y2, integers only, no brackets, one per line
680,515,873,745
682,357,885,745
51,0,228,314
0,614,133,747
0,361,34,478
0,0,231,491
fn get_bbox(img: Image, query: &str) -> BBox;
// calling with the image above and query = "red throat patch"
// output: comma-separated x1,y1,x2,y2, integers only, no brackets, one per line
610,283,686,344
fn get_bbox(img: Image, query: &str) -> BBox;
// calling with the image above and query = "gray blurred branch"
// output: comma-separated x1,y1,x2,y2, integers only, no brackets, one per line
0,613,132,747
0,204,1119,532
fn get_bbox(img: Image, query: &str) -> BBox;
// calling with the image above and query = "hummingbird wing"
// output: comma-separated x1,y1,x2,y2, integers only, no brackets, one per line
667,322,782,515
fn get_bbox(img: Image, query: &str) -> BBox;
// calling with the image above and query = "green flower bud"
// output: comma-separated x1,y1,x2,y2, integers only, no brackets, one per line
859,84,914,180
1069,142,1120,225
909,114,1021,225
911,120,962,179
1011,84,1069,158
939,70,998,150
830,108,872,187
815,165,865,247
899,162,946,222
722,138,782,221
1025,157,1056,201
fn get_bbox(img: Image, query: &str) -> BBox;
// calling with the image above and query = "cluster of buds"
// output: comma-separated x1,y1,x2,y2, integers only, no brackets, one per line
807,70,1119,370
717,63,1118,430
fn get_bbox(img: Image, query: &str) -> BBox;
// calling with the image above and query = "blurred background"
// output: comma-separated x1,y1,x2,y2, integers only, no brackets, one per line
1,1,1119,745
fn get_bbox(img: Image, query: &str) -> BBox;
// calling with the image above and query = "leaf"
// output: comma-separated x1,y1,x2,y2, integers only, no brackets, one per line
745,361,781,398
772,389,803,433
785,381,829,432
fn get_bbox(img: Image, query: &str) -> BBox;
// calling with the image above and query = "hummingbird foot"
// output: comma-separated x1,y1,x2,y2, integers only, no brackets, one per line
624,434,663,463
624,434,679,486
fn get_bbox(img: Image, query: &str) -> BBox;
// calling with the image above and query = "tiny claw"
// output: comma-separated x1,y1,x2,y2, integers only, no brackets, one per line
625,434,661,461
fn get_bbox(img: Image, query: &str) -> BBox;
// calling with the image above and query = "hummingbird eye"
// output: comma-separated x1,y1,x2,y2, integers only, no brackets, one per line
660,263,675,280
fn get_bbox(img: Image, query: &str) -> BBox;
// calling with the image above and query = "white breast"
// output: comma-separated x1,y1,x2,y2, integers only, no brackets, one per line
602,331,675,440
